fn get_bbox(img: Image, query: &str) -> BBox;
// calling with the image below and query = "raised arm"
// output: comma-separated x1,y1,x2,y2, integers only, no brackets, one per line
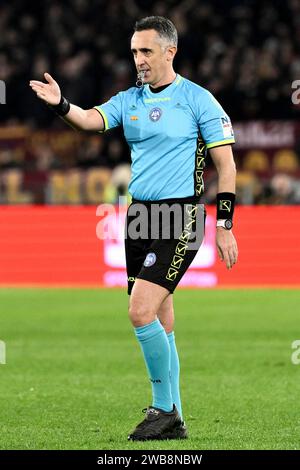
209,144,238,270
29,72,104,132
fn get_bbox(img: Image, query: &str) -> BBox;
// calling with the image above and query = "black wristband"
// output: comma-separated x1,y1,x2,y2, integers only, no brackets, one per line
48,95,70,116
216,192,235,220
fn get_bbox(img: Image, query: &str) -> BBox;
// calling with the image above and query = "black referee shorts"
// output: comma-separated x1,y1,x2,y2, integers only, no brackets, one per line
125,197,206,295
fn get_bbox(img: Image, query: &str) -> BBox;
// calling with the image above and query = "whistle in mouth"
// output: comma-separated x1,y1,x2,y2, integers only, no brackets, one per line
136,71,146,87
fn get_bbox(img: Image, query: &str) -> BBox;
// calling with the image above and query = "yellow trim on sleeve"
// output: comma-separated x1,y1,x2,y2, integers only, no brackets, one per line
206,139,235,149
93,106,109,133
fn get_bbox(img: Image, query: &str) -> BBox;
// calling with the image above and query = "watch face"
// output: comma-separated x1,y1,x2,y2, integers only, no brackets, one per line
225,219,233,230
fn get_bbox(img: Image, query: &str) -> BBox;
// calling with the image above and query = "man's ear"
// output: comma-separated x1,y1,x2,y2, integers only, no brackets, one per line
166,46,177,61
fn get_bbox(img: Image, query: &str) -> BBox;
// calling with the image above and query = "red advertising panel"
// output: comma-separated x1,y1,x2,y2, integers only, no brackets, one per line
0,206,299,287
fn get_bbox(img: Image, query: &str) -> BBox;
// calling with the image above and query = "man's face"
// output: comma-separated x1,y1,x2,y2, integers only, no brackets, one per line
131,29,175,86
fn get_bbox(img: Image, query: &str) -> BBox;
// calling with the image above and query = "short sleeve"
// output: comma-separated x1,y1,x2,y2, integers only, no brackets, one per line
93,92,123,132
196,90,235,149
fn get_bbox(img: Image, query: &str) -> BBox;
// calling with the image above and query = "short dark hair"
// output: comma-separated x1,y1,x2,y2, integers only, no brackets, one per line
134,16,178,47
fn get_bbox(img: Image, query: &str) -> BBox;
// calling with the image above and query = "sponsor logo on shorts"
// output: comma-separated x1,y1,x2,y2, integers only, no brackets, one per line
144,252,157,267
166,267,178,281
171,255,184,269
166,204,198,282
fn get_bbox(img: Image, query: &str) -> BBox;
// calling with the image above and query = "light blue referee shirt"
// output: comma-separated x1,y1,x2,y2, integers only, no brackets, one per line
94,74,235,201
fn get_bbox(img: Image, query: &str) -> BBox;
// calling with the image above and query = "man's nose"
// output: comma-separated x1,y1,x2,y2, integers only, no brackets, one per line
136,52,145,67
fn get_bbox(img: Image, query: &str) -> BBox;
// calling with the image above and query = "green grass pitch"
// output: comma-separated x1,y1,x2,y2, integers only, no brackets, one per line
0,288,299,450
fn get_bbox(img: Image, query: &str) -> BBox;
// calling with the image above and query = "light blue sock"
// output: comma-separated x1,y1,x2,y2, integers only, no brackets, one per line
167,331,182,418
135,319,173,412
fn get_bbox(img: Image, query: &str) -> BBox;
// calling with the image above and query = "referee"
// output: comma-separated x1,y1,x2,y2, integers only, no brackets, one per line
30,16,238,441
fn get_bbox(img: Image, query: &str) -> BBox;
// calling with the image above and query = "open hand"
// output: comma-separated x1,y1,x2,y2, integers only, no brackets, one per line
216,227,238,269
29,72,61,105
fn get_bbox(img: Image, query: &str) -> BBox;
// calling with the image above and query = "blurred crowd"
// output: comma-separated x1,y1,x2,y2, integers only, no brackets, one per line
1,0,300,124
0,0,300,204
1,128,299,204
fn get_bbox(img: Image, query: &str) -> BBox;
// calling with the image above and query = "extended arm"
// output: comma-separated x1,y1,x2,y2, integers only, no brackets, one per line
209,145,238,269
29,72,104,132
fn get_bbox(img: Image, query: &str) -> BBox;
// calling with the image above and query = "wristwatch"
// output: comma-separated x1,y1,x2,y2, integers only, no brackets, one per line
216,219,233,230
